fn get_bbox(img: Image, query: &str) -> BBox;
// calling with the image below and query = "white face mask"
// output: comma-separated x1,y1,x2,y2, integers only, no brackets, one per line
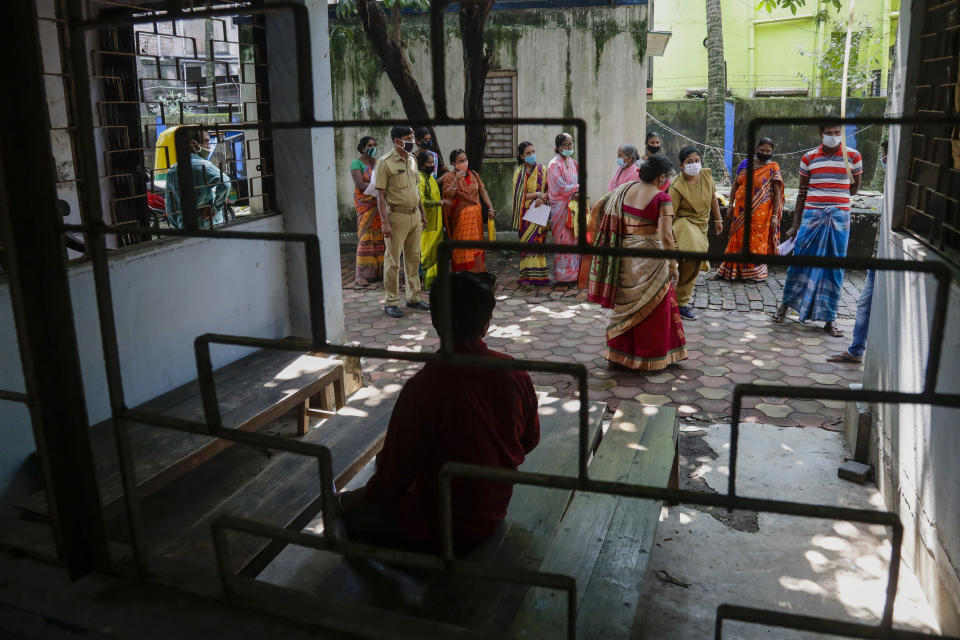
683,161,702,177
822,134,842,148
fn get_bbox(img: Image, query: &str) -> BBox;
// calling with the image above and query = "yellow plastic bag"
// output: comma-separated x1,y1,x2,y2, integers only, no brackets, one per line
487,218,496,241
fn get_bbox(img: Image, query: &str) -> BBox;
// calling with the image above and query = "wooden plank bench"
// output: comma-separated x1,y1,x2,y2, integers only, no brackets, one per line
509,401,679,639
293,396,607,626
156,381,398,583
16,349,345,521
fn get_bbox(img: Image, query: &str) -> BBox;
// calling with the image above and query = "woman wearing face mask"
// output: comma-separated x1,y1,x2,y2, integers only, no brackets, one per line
609,143,641,191
440,149,495,272
640,132,670,191
417,151,443,290
589,154,687,371
414,127,445,178
512,141,550,286
668,146,723,320
349,135,384,287
715,137,784,282
547,132,582,283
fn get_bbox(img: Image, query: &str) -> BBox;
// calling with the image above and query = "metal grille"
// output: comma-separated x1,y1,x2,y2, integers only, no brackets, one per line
4,0,960,638
49,0,275,255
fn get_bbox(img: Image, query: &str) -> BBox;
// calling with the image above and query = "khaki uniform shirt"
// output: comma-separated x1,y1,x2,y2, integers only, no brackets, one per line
374,147,421,210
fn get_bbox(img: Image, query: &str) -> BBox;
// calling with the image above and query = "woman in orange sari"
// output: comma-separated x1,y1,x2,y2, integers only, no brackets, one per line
440,149,495,272
715,138,784,282
349,135,384,286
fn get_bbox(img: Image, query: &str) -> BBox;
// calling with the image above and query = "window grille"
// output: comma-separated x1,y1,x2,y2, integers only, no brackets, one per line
482,70,517,158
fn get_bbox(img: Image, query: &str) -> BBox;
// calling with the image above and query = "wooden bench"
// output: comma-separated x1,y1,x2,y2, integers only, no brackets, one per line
16,349,345,521
509,401,679,639
155,381,397,585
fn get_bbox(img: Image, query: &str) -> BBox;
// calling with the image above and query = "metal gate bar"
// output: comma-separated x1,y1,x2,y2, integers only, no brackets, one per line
9,0,951,638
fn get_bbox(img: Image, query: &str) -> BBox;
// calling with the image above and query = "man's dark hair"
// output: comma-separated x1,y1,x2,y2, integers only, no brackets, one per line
414,126,430,141
391,125,414,141
818,114,841,133
416,150,434,169
430,272,497,342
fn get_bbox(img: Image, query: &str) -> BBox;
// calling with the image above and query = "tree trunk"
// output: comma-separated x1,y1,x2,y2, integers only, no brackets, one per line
704,0,727,182
355,0,442,160
459,1,494,173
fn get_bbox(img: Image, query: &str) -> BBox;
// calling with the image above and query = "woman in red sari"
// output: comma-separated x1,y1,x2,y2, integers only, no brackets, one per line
715,137,784,281
440,149,495,272
588,155,687,371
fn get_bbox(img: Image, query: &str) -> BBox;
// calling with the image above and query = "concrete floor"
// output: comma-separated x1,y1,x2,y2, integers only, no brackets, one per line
632,422,941,639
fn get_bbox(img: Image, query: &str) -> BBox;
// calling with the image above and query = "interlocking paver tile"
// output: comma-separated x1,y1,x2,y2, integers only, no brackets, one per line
756,402,794,418
635,393,671,405
697,387,728,400
808,373,842,385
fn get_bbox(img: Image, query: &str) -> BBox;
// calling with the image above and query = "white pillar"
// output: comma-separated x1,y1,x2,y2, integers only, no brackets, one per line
266,0,344,343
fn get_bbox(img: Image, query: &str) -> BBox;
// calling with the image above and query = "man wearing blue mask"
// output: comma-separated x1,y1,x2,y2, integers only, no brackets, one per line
374,125,430,318
164,128,231,228
774,115,862,337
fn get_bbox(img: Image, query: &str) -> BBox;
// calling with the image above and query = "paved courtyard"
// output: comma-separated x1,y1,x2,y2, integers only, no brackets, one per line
340,246,867,430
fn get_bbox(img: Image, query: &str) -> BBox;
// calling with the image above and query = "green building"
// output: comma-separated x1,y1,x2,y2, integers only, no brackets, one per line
651,0,900,100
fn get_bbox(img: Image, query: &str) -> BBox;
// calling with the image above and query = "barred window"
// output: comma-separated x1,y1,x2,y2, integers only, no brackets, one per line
483,71,517,158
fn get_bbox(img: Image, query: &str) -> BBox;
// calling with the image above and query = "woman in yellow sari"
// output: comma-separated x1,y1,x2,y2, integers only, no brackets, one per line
512,141,550,286
668,146,723,320
417,151,443,291
440,149,495,272
715,138,784,281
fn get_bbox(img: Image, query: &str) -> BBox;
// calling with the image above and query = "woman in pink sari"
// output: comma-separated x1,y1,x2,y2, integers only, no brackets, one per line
608,143,640,192
547,132,582,283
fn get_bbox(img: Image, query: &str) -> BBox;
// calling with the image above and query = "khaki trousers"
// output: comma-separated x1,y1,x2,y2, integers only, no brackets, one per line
384,210,422,307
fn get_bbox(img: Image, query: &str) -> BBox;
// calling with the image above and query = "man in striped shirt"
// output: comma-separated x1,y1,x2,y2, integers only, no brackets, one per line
773,118,862,337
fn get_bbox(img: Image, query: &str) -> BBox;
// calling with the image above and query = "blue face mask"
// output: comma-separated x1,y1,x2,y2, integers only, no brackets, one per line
881,157,886,168
524,154,537,165
616,157,627,168
561,149,575,158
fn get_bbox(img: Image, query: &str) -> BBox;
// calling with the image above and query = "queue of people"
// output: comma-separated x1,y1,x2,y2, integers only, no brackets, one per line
347,117,862,369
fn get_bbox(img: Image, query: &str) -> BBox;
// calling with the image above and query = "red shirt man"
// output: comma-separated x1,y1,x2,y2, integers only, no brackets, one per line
339,272,540,552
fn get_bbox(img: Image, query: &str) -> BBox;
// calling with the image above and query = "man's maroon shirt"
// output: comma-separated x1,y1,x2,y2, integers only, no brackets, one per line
364,339,540,547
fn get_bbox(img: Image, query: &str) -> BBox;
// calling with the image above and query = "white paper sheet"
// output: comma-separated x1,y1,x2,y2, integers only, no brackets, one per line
363,170,377,197
778,237,796,255
522,203,550,226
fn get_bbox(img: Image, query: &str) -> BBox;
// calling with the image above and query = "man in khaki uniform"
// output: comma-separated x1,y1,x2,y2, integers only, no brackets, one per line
374,125,430,318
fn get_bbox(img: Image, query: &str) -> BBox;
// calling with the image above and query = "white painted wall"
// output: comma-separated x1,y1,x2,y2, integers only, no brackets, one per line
0,215,290,494
329,5,650,225
864,0,960,630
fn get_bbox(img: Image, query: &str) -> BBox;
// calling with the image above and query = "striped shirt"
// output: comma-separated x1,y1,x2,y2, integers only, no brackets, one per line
799,145,862,211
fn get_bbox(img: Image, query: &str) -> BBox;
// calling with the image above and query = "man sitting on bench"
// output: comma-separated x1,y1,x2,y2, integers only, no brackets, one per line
337,272,540,554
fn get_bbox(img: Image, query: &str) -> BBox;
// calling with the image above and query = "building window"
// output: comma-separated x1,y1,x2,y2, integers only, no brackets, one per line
483,71,517,159
871,70,881,97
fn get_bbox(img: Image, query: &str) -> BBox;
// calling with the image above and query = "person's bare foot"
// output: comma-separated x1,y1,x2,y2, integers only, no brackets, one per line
355,276,370,288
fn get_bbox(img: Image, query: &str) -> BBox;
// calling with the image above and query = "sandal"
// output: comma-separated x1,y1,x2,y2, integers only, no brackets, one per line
827,352,862,364
771,308,787,323
824,323,845,338
355,277,370,288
